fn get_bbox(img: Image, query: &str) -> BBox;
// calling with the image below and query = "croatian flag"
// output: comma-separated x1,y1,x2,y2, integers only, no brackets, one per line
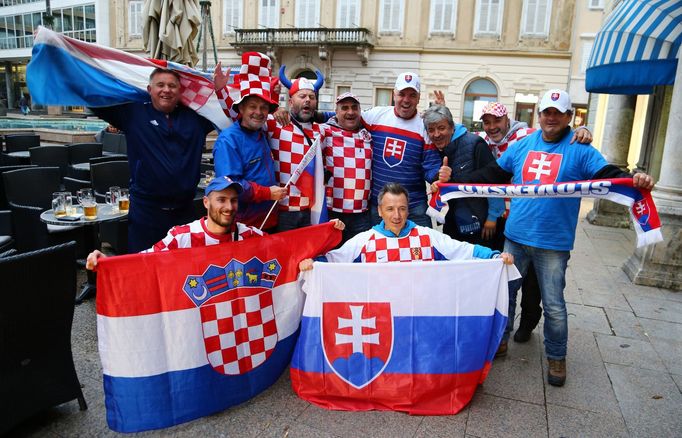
428,178,663,248
290,260,518,414
96,224,340,432
27,26,231,130
288,136,329,224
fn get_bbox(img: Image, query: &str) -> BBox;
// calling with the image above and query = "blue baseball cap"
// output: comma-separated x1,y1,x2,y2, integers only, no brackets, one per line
204,176,243,196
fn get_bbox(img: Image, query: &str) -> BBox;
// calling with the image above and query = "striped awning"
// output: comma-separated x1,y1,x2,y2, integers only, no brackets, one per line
586,0,682,94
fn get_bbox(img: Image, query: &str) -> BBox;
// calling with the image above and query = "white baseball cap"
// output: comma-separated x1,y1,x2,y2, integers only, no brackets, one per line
538,89,572,113
395,72,421,93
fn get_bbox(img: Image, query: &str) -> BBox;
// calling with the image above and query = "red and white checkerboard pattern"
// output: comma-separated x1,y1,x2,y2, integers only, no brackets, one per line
178,75,214,111
321,125,372,213
200,291,278,375
360,228,435,262
241,52,271,77
145,219,263,252
268,118,324,211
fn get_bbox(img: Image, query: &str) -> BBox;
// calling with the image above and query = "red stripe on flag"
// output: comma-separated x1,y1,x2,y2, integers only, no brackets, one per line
290,363,492,415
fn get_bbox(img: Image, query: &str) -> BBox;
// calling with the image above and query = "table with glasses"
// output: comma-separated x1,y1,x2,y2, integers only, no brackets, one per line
41,203,128,303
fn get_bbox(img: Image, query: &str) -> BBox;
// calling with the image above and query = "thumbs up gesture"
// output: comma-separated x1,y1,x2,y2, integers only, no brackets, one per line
438,156,452,183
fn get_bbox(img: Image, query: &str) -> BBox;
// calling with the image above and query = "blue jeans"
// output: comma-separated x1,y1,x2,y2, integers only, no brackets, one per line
504,239,570,360
369,200,432,228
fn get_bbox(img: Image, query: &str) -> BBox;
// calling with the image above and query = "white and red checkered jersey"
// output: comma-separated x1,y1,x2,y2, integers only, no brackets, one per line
319,122,372,213
266,117,324,211
144,217,264,252
477,127,535,158
323,224,477,263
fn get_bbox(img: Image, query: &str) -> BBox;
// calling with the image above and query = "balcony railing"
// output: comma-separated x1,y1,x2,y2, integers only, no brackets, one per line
233,27,374,49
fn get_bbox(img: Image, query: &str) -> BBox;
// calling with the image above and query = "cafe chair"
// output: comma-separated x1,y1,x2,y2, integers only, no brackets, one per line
67,143,103,164
29,145,70,179
89,155,127,166
3,167,85,253
101,131,127,155
0,152,22,165
90,160,130,203
0,241,87,435
91,161,130,254
4,134,40,153
62,176,92,194
0,164,37,209
0,209,14,253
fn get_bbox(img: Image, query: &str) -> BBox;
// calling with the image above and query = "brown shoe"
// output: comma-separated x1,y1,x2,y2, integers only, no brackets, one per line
547,359,566,386
495,341,508,358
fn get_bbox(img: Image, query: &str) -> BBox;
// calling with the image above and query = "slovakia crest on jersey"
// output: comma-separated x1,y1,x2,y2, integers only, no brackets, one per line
383,137,407,168
632,199,651,226
183,257,282,375
522,151,562,183
322,302,393,389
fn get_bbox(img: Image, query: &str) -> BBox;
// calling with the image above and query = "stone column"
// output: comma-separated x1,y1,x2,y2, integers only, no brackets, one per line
587,94,637,227
623,69,682,290
4,61,14,111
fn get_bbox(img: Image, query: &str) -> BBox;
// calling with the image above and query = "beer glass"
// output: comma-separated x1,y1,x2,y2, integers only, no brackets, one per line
52,192,67,217
118,188,129,213
105,186,121,212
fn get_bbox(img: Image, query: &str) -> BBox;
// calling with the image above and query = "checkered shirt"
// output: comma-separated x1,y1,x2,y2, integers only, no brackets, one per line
200,291,278,374
360,227,435,263
320,124,372,213
266,117,324,211
144,218,263,252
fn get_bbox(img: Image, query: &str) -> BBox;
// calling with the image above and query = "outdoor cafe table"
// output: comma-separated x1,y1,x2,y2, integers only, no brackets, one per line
41,204,128,304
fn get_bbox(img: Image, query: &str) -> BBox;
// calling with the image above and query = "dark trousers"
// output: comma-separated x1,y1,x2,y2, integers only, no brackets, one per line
328,210,371,246
519,263,542,330
127,197,196,253
276,210,311,233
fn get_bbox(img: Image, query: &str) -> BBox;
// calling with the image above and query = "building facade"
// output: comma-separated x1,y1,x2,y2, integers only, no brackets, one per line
106,0,599,130
0,0,603,127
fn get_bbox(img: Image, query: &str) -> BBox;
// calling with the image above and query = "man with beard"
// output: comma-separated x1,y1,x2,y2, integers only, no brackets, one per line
213,52,287,231
86,177,264,267
87,176,346,267
319,92,373,243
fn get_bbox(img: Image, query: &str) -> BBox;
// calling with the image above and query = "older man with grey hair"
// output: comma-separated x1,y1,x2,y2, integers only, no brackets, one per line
423,104,505,249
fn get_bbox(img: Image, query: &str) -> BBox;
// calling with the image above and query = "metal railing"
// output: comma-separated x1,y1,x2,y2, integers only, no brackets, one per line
233,27,374,48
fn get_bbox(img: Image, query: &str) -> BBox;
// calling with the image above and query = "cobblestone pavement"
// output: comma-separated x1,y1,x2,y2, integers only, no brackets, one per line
8,200,682,437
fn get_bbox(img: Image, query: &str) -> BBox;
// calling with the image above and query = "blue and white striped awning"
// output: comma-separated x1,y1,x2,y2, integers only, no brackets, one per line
586,0,682,94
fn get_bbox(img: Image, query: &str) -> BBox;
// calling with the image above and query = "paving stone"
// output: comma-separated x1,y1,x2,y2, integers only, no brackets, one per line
595,333,666,371
414,409,467,438
566,303,612,335
647,337,682,376
482,337,545,405
564,328,603,365
546,403,628,438
658,289,682,303
607,265,635,284
466,394,547,438
603,308,649,341
672,374,682,392
627,294,682,323
543,358,621,415
297,404,422,438
263,421,339,438
580,291,632,311
606,363,682,438
563,279,583,305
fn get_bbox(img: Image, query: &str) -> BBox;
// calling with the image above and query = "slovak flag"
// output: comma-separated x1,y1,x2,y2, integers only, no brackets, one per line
27,26,231,130
290,259,518,414
287,136,329,224
96,224,340,432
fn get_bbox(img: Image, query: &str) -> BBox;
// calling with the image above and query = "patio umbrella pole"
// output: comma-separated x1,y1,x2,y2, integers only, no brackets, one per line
198,1,218,71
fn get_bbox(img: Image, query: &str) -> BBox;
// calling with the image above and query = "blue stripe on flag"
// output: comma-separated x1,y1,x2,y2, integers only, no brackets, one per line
27,43,148,106
103,332,298,433
292,311,507,375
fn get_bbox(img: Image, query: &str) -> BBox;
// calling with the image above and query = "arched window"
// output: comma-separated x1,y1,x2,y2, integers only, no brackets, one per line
463,78,498,131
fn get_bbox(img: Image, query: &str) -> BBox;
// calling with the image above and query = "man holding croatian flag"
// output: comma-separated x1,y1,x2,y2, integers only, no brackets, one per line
27,27,230,253
441,89,655,387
